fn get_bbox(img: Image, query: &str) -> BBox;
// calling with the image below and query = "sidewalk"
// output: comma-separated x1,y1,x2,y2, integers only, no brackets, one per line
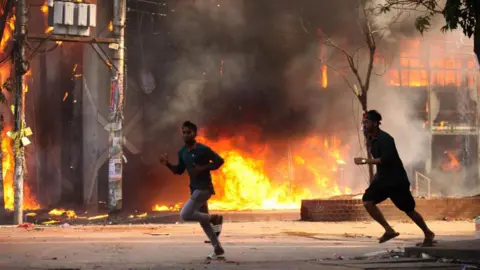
405,239,480,262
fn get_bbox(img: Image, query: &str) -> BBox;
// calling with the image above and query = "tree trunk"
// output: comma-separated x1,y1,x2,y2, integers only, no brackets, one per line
474,3,480,64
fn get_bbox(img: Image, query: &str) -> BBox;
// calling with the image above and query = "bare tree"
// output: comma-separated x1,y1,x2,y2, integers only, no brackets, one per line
300,0,406,182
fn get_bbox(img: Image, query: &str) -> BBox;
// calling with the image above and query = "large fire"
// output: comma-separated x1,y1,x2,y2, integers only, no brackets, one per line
153,131,351,211
384,39,478,89
0,6,39,210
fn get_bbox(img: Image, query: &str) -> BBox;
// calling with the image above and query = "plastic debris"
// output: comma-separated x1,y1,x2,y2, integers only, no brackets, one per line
333,253,344,260
363,250,390,258
60,223,70,228
17,223,34,229
421,253,433,259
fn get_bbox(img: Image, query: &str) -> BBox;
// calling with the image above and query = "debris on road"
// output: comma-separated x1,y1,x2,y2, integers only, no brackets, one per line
17,223,34,229
421,253,433,259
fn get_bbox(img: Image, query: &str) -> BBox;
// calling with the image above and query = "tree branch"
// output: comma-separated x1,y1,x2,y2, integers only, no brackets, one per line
316,57,357,95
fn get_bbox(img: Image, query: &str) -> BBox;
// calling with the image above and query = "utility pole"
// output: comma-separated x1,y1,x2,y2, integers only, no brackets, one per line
108,0,126,212
13,0,28,225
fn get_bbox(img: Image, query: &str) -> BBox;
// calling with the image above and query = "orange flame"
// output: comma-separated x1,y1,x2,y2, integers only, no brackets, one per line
0,16,15,51
40,2,48,14
2,128,39,210
440,151,461,172
385,39,478,88
0,10,40,210
48,208,77,218
153,131,351,211
45,26,54,34
321,64,328,88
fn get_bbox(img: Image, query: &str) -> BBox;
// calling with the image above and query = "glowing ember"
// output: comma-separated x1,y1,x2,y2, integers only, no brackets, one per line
153,131,351,211
152,203,181,212
40,3,48,14
87,214,108,220
48,208,77,218
321,64,328,88
129,212,147,218
42,220,58,225
45,26,54,34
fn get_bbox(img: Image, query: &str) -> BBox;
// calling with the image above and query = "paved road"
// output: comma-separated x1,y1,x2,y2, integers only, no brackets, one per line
0,220,475,269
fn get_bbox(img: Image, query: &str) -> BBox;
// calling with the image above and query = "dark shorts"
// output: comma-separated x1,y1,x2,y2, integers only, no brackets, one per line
362,183,416,212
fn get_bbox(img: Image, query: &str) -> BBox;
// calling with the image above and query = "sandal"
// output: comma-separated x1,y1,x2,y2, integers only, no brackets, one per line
379,232,400,243
421,233,436,247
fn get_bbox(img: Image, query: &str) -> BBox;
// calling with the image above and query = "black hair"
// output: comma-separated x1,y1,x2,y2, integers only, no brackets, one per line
364,110,382,125
182,121,198,134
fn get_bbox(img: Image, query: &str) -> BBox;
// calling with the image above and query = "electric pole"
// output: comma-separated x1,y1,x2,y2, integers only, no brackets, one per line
108,0,126,212
13,0,28,225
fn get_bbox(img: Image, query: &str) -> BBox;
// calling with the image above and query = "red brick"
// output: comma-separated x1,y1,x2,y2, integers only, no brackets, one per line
301,197,480,221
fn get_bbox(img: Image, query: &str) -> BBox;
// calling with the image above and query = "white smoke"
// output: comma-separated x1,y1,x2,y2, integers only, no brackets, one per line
344,0,480,197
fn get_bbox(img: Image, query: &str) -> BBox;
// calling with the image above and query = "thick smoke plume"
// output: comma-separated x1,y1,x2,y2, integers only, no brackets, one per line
135,0,480,205
145,0,377,143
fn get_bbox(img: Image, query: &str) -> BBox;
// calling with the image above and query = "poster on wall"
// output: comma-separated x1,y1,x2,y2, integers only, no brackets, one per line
108,158,122,181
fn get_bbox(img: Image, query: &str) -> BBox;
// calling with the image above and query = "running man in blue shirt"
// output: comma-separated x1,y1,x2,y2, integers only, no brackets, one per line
159,121,225,258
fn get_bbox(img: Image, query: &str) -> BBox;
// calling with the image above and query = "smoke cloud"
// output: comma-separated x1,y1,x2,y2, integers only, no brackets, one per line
361,0,480,197
132,0,480,206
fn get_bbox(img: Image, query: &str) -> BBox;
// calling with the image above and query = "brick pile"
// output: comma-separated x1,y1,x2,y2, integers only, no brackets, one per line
301,197,480,221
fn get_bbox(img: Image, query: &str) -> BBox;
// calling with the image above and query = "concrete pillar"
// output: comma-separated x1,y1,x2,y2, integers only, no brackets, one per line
82,0,110,212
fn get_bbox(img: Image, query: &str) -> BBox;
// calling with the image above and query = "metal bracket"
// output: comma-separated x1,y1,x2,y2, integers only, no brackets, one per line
27,34,119,44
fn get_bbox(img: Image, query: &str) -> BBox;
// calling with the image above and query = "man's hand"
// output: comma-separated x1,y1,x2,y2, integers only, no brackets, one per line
354,157,367,165
159,154,169,165
191,164,209,175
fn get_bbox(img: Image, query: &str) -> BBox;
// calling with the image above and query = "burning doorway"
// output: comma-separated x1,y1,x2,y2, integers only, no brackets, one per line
431,135,479,197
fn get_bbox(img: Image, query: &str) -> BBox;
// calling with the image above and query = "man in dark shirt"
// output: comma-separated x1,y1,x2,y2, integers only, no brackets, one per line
354,110,435,246
159,121,225,258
